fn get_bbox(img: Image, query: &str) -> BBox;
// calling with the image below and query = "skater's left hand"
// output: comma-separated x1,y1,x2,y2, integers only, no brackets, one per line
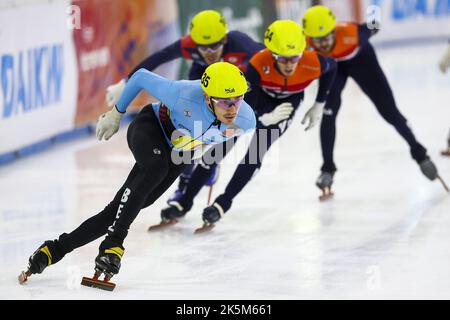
301,101,325,131
96,106,124,141
202,204,224,224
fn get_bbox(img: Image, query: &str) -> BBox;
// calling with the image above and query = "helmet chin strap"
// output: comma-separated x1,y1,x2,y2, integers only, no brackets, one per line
207,100,221,126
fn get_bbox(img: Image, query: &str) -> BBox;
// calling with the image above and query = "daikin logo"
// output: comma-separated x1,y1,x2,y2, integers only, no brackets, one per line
1,44,64,119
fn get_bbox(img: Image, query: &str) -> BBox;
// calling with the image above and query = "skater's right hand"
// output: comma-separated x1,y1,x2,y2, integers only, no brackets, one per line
301,101,325,131
105,79,126,107
258,102,294,126
96,106,124,141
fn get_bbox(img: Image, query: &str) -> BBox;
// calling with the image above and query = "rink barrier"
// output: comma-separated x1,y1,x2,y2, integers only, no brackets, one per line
373,36,450,49
0,112,138,167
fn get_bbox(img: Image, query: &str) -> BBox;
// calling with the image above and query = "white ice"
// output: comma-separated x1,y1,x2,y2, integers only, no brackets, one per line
1,43,450,299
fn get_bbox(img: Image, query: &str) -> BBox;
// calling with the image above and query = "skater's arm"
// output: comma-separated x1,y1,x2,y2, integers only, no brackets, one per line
116,69,179,112
127,40,183,78
358,23,379,47
243,63,262,113
316,55,337,103
228,30,265,55
301,56,336,131
106,41,183,108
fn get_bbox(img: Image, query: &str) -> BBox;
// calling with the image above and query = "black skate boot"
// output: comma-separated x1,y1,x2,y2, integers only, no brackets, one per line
195,194,230,234
81,239,124,291
19,240,65,284
316,171,335,201
418,156,438,181
148,201,192,231
417,156,449,192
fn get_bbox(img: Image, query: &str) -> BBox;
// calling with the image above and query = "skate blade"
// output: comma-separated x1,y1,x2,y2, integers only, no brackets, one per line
441,150,450,156
18,270,31,285
148,219,178,231
437,175,450,193
81,276,116,291
194,223,215,234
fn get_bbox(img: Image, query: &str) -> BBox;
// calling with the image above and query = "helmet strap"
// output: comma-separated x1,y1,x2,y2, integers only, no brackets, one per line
206,97,220,125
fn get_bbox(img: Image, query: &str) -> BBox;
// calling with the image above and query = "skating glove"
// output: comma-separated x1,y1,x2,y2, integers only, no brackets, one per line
105,79,126,107
301,101,325,131
96,106,124,141
202,203,225,224
258,102,294,126
439,45,450,74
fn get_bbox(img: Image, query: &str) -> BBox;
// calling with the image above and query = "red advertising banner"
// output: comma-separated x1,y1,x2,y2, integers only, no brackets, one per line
72,0,179,125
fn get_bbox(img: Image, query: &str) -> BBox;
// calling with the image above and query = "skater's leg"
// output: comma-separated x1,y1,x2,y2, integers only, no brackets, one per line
205,124,285,222
58,164,143,253
160,138,237,220
349,44,439,180
319,68,348,174
26,106,172,277
168,164,196,202
349,44,428,162
101,106,172,245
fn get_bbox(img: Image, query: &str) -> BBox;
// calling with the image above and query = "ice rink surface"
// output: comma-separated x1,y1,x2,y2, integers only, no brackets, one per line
1,42,450,299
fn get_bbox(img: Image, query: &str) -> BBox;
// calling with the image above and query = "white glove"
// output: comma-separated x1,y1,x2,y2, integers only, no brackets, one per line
301,101,325,131
439,45,450,74
258,102,294,126
96,106,124,141
105,79,126,107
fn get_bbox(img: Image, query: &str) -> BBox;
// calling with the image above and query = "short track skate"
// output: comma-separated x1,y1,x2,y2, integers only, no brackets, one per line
81,268,116,291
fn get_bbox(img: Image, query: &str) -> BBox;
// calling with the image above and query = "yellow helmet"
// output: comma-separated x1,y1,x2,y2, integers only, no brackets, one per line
201,62,248,98
264,20,306,56
189,10,227,45
302,5,336,38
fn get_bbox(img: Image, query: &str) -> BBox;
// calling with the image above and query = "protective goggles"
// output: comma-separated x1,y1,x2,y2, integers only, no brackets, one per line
197,40,225,53
211,96,244,110
272,53,302,64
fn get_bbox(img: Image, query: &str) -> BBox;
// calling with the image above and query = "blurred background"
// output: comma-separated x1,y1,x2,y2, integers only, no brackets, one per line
1,0,449,162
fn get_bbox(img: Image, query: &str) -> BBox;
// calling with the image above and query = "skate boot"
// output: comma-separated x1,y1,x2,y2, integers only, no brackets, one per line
81,240,124,291
418,156,438,181
18,240,65,284
148,201,191,231
418,156,449,192
194,194,230,234
316,171,335,201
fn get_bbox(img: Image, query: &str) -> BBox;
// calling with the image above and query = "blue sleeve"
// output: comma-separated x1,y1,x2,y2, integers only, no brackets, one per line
316,55,337,103
116,68,180,112
127,40,183,79
358,23,379,48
